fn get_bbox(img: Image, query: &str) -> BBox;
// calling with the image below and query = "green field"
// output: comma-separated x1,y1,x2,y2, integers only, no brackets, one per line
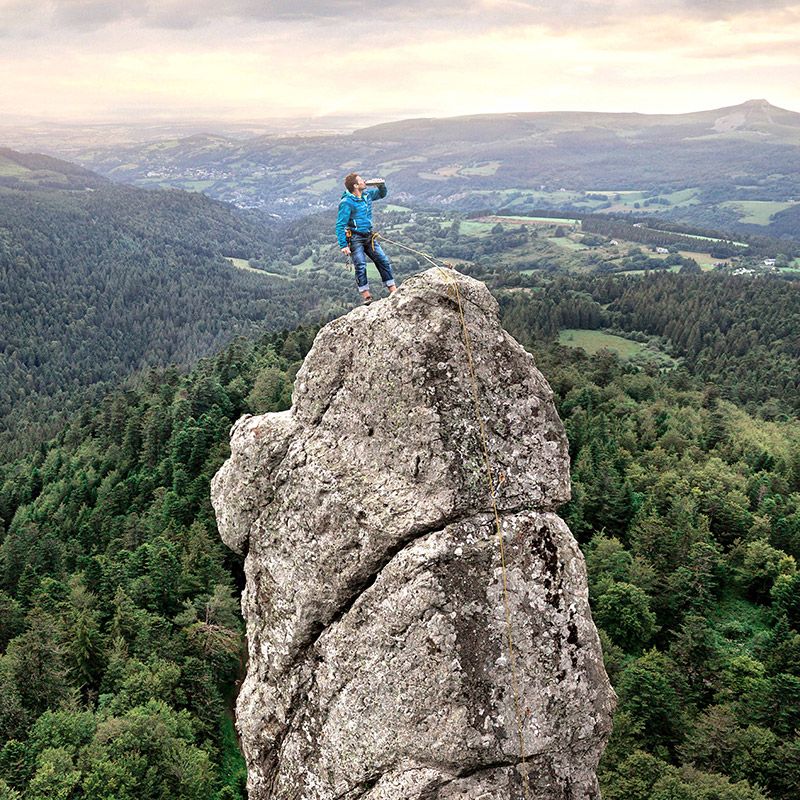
0,158,30,177
660,187,701,205
721,200,797,225
590,189,643,195
294,255,315,271
461,161,501,176
459,220,495,237
179,180,216,191
547,236,586,250
600,187,701,213
224,256,285,278
559,329,647,359
0,158,70,186
496,214,582,225
306,177,338,192
647,249,724,270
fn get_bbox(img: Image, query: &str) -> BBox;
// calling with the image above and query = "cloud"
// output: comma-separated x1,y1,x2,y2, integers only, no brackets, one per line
0,1,797,122
2,0,798,38
0,0,420,36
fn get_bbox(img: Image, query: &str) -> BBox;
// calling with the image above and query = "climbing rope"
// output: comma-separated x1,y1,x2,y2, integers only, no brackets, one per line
372,232,453,272
436,266,531,798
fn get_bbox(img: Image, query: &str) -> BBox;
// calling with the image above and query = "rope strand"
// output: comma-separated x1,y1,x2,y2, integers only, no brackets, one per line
373,232,453,271
436,267,531,798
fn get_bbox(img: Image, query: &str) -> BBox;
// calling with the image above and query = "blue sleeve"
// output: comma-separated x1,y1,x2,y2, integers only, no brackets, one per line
366,183,387,201
335,198,351,247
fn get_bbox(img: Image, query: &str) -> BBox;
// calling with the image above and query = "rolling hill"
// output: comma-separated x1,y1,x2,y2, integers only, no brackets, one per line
47,100,800,238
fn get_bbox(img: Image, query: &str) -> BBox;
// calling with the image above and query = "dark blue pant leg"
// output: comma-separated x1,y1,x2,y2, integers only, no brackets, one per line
364,238,396,287
350,236,369,292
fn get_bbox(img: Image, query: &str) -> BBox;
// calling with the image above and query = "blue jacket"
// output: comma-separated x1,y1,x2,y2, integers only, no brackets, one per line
335,183,387,247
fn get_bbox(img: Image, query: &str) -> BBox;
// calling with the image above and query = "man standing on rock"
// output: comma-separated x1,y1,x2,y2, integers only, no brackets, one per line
336,172,397,304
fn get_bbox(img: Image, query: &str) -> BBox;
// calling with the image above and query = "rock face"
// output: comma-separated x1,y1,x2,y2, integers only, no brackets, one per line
211,268,616,800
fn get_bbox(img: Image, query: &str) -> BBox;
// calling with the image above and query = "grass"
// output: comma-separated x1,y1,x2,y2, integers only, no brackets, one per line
0,158,30,177
218,714,247,800
647,249,725,270
678,250,726,269
660,187,701,205
589,189,644,195
307,177,338,192
495,214,582,225
461,161,501,176
459,220,495,237
179,180,216,191
558,329,647,359
721,200,797,226
225,257,285,278
380,156,427,167
294,255,315,271
677,231,749,247
547,236,586,251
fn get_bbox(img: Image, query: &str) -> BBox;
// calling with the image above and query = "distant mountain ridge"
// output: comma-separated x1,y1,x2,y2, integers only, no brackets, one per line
7,100,800,238
353,99,800,143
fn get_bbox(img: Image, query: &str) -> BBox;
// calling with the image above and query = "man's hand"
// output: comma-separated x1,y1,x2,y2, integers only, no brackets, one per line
341,246,351,256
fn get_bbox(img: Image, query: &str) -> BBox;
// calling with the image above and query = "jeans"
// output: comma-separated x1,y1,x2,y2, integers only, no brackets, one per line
350,232,395,292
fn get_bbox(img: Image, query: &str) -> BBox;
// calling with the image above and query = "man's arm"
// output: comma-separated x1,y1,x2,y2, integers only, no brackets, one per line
365,180,387,201
335,198,351,248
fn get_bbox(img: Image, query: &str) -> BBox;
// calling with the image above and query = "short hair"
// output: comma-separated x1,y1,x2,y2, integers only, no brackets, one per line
344,172,359,192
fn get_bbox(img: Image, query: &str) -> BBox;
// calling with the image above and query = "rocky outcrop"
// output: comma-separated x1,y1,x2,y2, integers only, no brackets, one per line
211,268,616,800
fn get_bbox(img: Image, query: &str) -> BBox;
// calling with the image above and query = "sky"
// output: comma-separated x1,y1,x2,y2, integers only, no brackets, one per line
1,0,799,124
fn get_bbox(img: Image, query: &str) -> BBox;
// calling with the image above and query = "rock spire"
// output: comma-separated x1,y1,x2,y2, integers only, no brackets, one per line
211,268,615,799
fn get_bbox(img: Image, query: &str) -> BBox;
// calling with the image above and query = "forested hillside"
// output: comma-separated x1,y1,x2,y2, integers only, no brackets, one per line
0,327,316,800
0,170,353,458
1,271,799,798
2,158,799,799
544,343,800,800
498,272,800,417
4,160,797,465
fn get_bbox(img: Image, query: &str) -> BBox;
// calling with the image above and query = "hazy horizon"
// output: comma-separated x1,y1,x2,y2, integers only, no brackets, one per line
1,1,798,125
1,97,797,135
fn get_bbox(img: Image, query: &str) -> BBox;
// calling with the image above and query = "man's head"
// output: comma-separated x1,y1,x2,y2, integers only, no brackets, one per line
344,172,366,193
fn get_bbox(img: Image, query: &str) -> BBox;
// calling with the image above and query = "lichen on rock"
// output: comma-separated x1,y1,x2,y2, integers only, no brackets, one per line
211,268,616,800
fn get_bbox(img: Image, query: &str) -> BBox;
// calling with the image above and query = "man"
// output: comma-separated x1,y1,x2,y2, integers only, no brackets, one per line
336,172,397,304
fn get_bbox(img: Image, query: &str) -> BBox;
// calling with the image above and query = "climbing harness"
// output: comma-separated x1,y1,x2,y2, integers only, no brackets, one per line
437,266,531,799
